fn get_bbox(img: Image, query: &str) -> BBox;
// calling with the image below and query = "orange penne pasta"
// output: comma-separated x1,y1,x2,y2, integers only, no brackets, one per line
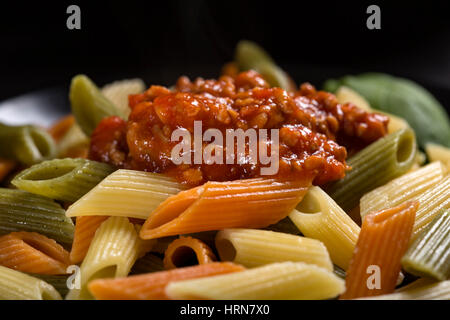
88,262,245,300
48,115,75,142
140,177,313,239
340,201,418,299
163,236,216,270
0,232,71,275
70,216,109,264
0,158,16,182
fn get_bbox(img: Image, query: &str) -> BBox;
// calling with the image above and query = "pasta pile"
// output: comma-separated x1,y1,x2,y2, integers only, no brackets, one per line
0,77,449,301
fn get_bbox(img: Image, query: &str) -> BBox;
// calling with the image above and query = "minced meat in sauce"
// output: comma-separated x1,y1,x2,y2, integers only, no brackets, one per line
89,71,389,186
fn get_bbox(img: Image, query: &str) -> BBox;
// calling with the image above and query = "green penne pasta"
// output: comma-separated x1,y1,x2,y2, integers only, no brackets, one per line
326,128,417,213
0,123,56,165
70,74,126,136
402,210,450,280
130,253,164,275
26,273,70,297
12,158,115,203
0,266,62,300
0,188,74,245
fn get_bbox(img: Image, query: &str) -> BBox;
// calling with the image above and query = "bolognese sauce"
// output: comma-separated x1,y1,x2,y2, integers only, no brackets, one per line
89,70,389,186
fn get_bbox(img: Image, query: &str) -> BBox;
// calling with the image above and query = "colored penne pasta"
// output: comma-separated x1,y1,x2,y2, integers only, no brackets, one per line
402,209,450,280
48,115,76,142
101,78,146,118
140,177,313,240
0,265,62,300
412,175,450,240
69,74,126,136
0,123,56,165
56,122,89,158
0,189,74,245
12,158,115,203
66,169,186,219
340,201,418,299
360,161,446,219
66,216,150,300
163,236,216,270
215,228,332,271
130,253,164,275
289,186,360,270
326,128,417,213
89,262,245,300
69,216,109,264
0,232,71,275
166,262,345,300
425,143,450,170
358,280,450,300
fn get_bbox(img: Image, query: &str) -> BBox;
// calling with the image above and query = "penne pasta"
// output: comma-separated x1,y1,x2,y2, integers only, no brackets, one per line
0,232,71,275
215,228,332,271
412,175,450,240
163,236,216,270
130,253,164,275
0,265,62,300
340,201,418,299
0,189,74,246
402,209,450,280
165,262,345,300
326,128,417,213
56,122,89,159
289,186,360,270
66,169,186,219
140,177,313,240
425,143,450,170
69,216,109,264
48,115,76,142
101,78,146,118
12,158,115,203
26,273,70,297
360,161,446,219
88,262,245,300
66,217,151,300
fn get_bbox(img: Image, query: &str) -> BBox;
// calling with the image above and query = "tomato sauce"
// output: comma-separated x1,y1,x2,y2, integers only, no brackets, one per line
89,71,389,186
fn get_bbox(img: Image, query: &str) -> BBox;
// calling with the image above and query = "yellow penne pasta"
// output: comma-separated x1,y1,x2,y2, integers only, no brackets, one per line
360,161,446,219
426,143,450,170
215,228,332,271
65,217,152,300
0,265,61,300
165,262,345,300
66,169,186,219
101,78,146,118
289,186,360,270
413,175,450,240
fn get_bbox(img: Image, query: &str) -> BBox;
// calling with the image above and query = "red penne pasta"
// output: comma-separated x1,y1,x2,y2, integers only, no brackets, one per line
140,177,313,239
163,236,216,270
0,232,71,275
340,201,418,299
88,262,245,300
70,216,109,264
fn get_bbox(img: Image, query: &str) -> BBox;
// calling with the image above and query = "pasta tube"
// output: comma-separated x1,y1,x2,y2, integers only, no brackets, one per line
289,186,360,270
163,237,216,270
413,175,450,240
0,189,74,245
12,158,115,203
66,217,148,300
0,123,56,165
69,216,109,264
0,265,61,300
70,74,126,136
56,122,89,158
425,143,450,170
340,201,418,299
66,169,186,219
166,262,345,300
360,161,446,219
215,228,332,271
101,78,146,118
140,177,312,240
402,209,450,280
89,262,245,300
326,128,417,212
0,232,71,275
130,253,164,275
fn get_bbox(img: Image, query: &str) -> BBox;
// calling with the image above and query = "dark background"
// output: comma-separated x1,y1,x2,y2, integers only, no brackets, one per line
0,1,450,108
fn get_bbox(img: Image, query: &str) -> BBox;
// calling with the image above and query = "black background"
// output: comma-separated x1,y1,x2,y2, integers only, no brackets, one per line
1,0,450,109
